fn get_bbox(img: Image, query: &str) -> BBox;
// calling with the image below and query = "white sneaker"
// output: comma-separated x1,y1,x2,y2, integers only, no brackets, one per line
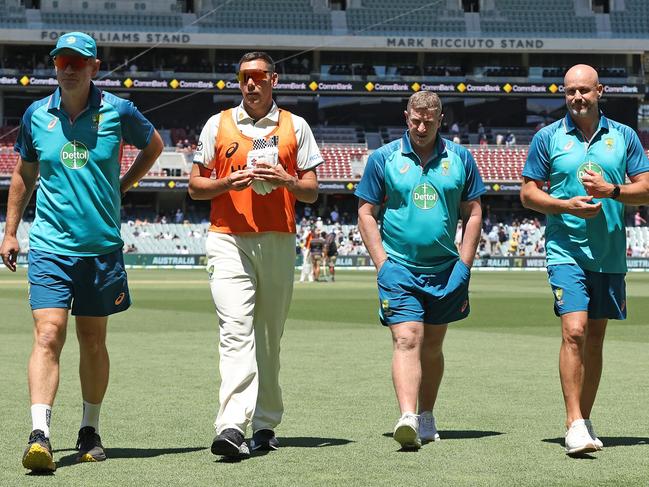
419,411,440,443
565,419,597,455
393,413,421,450
584,419,604,450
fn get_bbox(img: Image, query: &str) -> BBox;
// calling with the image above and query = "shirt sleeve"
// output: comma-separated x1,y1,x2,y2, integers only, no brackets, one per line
522,130,551,181
460,148,486,201
14,107,38,162
623,126,649,177
120,102,154,149
193,113,220,170
354,148,386,205
291,114,324,171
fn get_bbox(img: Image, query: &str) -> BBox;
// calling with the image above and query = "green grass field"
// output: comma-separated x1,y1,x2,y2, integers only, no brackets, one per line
1,269,648,486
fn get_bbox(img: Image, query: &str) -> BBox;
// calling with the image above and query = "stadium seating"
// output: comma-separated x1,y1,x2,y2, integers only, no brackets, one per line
318,144,368,180
610,0,649,38
347,0,466,36
40,12,183,31
0,0,26,26
480,0,597,37
468,145,527,181
197,0,331,34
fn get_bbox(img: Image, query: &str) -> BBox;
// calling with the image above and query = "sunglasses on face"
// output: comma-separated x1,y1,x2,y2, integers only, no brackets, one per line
237,70,272,84
54,55,92,70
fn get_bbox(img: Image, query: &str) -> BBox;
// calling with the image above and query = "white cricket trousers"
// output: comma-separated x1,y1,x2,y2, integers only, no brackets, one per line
206,231,296,435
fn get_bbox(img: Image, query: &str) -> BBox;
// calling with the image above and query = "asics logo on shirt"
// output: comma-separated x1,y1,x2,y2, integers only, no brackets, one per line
225,142,239,158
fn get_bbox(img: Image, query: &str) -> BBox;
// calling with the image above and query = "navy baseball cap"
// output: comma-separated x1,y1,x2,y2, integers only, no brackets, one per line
50,32,96,58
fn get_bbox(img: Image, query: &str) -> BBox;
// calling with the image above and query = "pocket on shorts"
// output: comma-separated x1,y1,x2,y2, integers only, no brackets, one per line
445,259,470,295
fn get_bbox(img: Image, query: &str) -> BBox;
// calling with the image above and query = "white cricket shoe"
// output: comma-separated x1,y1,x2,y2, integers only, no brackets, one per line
419,411,440,443
393,413,421,450
584,419,604,450
565,419,597,455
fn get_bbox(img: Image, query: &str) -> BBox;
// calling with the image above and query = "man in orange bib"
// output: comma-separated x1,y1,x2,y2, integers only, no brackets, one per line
189,51,323,459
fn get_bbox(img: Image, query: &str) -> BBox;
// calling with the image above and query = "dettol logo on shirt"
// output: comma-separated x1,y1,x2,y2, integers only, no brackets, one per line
412,183,438,210
577,161,603,182
60,140,90,169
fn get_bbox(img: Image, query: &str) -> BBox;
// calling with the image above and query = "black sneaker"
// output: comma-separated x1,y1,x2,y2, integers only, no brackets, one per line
211,428,250,458
22,429,56,472
75,426,106,462
250,429,280,451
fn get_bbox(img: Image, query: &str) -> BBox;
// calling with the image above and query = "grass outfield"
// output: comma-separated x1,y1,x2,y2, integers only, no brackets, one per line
1,269,648,486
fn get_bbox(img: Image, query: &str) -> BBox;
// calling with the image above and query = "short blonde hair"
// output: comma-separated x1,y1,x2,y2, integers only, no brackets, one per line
407,91,442,116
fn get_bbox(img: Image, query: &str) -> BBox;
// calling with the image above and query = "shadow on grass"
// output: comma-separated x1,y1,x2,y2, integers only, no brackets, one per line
214,437,354,463
542,437,649,448
280,437,353,448
55,447,206,468
382,430,503,440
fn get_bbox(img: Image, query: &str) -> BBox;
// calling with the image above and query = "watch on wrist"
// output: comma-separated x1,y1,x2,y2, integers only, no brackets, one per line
610,184,621,199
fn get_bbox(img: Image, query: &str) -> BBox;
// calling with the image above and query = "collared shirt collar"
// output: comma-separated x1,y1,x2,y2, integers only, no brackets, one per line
47,82,103,112
400,130,447,161
563,111,609,134
235,101,279,125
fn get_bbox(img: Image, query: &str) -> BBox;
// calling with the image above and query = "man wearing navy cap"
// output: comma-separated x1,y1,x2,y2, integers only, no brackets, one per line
0,32,163,472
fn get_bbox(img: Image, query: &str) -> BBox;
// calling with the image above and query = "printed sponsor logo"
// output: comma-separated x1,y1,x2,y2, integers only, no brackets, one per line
399,163,410,174
577,161,603,182
114,292,125,305
412,183,438,210
60,140,89,169
563,140,574,151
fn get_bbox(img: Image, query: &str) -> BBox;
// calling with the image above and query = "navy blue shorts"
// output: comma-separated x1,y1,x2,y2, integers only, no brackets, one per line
547,264,626,320
377,258,471,326
28,249,131,316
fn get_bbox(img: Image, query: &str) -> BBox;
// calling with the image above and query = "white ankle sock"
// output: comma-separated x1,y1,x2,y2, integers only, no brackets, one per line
80,401,102,432
31,404,52,438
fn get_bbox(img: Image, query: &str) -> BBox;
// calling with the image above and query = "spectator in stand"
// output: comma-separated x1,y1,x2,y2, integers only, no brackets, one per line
488,225,499,255
174,208,184,224
495,133,504,145
634,210,646,226
329,206,339,224
497,224,508,256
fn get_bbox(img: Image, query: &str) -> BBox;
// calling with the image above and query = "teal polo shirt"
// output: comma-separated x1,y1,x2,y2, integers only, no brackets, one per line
15,82,154,256
356,132,485,273
522,113,649,273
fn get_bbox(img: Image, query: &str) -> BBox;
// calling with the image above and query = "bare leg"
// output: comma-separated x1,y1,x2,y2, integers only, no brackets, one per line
28,308,69,406
418,325,448,413
559,311,588,427
76,316,109,404
390,322,424,414
581,318,607,419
